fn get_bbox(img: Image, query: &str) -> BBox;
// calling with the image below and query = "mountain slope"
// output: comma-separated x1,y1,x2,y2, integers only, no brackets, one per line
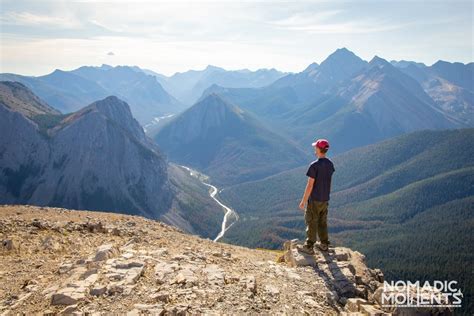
398,62,474,125
431,60,474,91
0,72,108,113
70,65,185,123
220,128,474,217
0,81,60,118
281,56,459,152
154,93,309,186
0,84,223,238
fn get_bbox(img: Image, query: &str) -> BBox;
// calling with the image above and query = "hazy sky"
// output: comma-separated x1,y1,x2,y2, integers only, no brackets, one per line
0,0,473,76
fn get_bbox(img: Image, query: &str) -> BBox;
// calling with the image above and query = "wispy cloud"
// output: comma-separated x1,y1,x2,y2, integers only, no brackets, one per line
1,11,81,28
0,0,472,75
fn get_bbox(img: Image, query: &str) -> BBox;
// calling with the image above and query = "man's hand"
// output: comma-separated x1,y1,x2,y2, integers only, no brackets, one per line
299,177,314,212
299,200,305,211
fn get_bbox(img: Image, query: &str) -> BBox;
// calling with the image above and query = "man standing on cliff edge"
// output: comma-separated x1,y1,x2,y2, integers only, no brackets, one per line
298,139,335,255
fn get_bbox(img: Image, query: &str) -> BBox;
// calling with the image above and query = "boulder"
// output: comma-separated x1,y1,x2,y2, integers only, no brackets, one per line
242,275,257,294
155,262,179,284
345,297,370,312
203,264,225,286
90,285,107,296
107,283,124,295
359,304,389,315
264,285,280,296
94,244,118,261
283,240,316,267
172,268,197,286
151,292,170,303
334,248,350,261
51,288,86,305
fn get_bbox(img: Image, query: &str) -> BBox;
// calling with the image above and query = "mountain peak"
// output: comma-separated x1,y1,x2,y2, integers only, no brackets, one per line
50,69,67,75
62,95,146,141
369,55,391,67
313,47,367,83
194,92,240,115
322,47,361,65
205,65,225,72
303,62,319,73
89,95,133,119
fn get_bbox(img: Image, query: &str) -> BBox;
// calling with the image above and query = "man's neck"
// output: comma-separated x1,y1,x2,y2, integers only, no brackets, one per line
317,154,326,159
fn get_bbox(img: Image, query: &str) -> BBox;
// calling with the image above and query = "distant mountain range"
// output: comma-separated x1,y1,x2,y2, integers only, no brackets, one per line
0,65,184,125
0,81,224,238
202,48,472,154
0,64,287,125
154,93,309,186
152,65,287,105
396,61,474,126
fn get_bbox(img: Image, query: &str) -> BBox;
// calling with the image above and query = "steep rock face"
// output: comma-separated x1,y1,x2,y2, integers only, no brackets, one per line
430,60,474,91
338,56,454,133
0,87,172,218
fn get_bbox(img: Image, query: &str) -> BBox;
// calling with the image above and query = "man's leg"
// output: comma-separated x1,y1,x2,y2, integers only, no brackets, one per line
304,200,317,247
316,201,329,246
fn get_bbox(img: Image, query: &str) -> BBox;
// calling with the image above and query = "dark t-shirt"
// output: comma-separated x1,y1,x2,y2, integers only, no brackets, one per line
306,158,335,202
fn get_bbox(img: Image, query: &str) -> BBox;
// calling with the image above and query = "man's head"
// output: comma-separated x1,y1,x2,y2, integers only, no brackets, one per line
312,139,330,158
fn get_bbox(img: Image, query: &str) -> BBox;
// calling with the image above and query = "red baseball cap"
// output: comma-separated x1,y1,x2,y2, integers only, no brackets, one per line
312,139,330,149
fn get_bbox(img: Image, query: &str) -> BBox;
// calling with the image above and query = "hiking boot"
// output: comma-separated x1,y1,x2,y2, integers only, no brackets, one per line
317,243,329,252
297,244,315,255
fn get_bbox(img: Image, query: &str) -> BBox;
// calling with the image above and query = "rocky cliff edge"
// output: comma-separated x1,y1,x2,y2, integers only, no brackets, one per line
0,205,452,315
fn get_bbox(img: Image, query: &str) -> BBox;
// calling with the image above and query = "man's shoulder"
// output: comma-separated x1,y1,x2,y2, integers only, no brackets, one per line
309,160,320,168
318,158,335,169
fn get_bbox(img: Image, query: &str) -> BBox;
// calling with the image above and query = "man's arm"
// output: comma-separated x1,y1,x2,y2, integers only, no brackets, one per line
299,177,315,210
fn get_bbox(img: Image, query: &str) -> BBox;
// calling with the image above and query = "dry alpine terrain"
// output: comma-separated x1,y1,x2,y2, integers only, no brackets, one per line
0,205,451,315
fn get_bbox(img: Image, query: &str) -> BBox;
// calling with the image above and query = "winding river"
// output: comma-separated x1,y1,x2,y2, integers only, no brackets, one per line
180,165,239,242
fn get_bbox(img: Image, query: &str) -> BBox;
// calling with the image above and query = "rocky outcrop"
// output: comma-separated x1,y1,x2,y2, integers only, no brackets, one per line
0,205,355,315
281,240,453,316
0,205,454,315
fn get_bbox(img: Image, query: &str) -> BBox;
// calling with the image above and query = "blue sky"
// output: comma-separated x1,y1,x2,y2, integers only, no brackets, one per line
0,0,472,76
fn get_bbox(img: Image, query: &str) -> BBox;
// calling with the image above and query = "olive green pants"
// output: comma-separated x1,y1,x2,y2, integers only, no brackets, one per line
304,200,329,247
